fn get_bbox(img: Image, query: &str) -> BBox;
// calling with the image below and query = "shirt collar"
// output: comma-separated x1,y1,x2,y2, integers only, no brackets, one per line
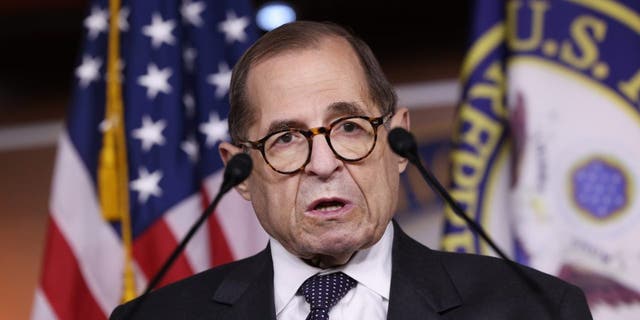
270,222,394,314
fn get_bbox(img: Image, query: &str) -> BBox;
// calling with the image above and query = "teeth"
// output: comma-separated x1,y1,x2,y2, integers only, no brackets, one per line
314,202,344,211
316,204,343,211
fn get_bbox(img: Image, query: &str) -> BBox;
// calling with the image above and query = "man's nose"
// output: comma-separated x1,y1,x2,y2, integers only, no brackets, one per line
303,135,342,178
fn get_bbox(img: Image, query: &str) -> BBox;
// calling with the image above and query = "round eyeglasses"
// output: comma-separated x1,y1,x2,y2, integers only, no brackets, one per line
238,113,393,174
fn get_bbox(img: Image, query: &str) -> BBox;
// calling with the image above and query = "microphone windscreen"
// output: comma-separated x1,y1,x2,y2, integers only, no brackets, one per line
388,127,418,159
223,153,253,188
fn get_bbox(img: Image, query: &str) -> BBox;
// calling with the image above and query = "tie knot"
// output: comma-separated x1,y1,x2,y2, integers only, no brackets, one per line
299,272,357,314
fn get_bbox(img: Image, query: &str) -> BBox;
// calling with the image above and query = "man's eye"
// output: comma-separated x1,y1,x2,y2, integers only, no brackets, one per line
267,131,301,150
276,132,294,144
338,121,365,134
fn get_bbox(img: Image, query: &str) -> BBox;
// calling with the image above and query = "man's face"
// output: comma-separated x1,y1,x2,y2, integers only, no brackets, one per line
222,37,409,266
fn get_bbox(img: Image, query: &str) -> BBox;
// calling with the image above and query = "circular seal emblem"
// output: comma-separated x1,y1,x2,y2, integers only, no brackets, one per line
570,156,630,222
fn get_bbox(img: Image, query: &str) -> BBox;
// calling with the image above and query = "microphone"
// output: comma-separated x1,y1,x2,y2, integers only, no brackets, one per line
388,128,510,260
221,152,253,193
388,127,558,319
122,153,252,319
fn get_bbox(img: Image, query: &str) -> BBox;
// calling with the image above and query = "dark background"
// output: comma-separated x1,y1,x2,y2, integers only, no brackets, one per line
0,0,471,125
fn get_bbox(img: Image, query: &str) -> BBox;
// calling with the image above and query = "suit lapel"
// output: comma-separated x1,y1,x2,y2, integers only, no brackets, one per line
387,222,462,319
197,246,276,320
191,223,462,319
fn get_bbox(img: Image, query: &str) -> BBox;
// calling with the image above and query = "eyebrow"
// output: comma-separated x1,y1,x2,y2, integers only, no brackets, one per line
326,101,367,119
265,119,307,135
263,101,368,137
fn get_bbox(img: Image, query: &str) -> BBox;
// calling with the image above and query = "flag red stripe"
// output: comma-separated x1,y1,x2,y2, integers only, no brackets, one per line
133,219,194,289
40,216,106,320
200,186,234,266
207,213,234,266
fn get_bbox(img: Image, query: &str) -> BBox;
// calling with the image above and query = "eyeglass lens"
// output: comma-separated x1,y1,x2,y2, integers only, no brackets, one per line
263,117,377,173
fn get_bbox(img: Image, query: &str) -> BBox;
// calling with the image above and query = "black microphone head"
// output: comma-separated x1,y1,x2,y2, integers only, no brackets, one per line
222,153,253,190
388,127,418,160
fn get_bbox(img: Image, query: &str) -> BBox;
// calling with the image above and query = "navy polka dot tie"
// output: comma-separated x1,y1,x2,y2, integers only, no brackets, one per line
298,272,357,320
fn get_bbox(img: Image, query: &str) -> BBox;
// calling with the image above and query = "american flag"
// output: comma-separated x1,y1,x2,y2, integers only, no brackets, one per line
32,0,268,318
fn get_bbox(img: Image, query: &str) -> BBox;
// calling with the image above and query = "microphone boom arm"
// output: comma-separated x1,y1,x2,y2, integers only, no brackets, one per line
404,151,511,262
121,153,252,319
388,127,559,319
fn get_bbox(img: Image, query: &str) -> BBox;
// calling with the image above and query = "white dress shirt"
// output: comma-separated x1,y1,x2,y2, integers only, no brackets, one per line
271,222,394,320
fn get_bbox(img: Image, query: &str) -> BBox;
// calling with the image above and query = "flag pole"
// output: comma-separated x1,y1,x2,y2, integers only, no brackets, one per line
100,0,137,302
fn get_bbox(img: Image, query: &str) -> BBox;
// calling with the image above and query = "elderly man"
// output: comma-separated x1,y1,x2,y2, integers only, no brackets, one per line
111,21,592,319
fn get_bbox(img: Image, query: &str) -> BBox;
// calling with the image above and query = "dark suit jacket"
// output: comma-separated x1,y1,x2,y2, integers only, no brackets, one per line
111,223,592,319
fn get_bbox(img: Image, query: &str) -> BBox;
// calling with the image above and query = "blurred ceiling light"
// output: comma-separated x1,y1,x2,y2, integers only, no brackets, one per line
256,2,296,31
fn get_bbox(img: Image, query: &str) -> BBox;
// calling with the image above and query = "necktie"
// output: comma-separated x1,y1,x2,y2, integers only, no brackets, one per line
298,272,357,320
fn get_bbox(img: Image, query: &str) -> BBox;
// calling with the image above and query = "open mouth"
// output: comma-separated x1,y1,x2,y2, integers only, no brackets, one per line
307,198,349,213
314,200,345,212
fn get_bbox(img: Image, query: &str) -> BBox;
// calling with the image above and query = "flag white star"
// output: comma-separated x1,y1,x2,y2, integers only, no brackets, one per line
130,167,163,203
181,136,199,162
132,115,167,151
207,62,231,98
118,6,130,32
138,63,173,99
199,112,229,146
84,6,108,39
76,55,102,87
183,46,197,71
183,92,196,117
142,12,176,48
181,0,206,27
218,10,249,43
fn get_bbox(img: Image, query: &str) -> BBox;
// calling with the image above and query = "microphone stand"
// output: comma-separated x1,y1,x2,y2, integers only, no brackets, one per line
388,127,559,320
400,141,510,262
121,153,252,319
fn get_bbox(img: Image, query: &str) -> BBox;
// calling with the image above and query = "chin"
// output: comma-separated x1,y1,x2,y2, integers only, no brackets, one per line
307,230,372,257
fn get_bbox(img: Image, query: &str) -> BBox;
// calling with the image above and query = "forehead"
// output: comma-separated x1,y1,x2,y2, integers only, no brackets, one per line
244,37,376,138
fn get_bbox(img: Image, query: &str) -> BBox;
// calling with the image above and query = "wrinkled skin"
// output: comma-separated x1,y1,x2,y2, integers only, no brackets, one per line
220,37,409,268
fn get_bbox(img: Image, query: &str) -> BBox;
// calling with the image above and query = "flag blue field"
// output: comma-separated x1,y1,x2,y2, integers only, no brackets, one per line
443,1,640,318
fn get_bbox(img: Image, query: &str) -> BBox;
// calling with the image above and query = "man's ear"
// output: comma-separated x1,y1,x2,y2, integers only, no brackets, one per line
219,141,252,201
389,107,410,173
